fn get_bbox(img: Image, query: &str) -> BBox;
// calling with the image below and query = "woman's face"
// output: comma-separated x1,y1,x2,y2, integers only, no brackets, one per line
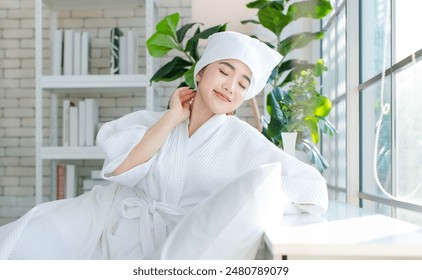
196,59,252,115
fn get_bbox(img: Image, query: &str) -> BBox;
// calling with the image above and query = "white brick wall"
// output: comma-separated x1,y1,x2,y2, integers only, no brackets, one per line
0,0,260,226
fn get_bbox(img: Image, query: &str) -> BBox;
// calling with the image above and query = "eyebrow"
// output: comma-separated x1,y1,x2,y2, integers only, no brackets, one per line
218,62,251,84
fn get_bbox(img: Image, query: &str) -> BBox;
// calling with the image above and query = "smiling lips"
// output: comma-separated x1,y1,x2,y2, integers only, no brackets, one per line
214,90,231,102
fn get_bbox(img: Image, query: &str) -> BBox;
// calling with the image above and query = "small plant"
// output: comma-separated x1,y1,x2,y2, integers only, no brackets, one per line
262,59,337,171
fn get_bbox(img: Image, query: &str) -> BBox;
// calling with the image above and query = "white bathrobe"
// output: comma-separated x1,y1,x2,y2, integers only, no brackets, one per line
0,110,328,259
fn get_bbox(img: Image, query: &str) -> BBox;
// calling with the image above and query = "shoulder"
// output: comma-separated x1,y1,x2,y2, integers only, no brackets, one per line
108,110,165,128
225,116,280,152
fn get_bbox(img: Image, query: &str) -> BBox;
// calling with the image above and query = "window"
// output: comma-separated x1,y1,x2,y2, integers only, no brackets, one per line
360,0,422,225
321,0,347,202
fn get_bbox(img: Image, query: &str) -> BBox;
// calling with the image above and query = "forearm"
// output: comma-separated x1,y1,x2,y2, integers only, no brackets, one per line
112,110,180,176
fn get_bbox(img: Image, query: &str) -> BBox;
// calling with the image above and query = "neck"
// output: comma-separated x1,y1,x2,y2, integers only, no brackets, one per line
188,93,214,137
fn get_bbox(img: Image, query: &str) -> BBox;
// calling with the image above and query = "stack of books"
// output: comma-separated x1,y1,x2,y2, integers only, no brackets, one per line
51,29,90,76
62,98,98,147
56,163,77,199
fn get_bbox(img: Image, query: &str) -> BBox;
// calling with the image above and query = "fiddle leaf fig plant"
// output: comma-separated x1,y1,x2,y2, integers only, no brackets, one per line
243,0,337,172
146,12,226,89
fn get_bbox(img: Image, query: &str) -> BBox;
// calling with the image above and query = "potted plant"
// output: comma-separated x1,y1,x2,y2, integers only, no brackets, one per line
242,0,337,172
146,13,226,89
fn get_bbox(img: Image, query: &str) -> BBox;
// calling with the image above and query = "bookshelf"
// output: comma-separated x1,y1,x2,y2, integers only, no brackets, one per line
35,0,160,204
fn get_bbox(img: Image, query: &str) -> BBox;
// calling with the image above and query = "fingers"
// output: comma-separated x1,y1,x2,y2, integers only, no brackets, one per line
177,87,195,103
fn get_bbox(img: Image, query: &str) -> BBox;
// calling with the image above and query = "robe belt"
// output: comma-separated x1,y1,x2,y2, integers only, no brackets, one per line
119,188,187,258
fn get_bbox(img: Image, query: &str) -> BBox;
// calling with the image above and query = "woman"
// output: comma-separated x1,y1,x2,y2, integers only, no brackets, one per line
0,31,327,259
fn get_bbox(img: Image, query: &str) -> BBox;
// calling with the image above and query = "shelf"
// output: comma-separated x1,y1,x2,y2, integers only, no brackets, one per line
35,0,158,204
41,74,149,92
41,146,105,159
43,0,146,10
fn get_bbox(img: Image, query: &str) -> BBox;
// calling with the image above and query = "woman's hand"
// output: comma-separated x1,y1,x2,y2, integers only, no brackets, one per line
168,87,196,124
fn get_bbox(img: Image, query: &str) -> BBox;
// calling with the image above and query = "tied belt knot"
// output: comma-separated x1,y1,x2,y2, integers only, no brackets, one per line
119,189,187,258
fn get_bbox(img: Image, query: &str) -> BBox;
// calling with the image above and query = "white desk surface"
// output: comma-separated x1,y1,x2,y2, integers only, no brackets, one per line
264,201,422,259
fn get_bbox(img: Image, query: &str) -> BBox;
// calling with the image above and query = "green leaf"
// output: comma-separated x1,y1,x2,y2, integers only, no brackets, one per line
183,65,196,89
258,4,291,37
312,58,327,76
176,22,198,43
150,57,192,83
146,33,179,57
279,59,314,75
267,87,284,119
287,0,333,21
297,138,329,172
156,13,179,39
186,27,201,61
314,96,332,117
185,24,227,52
240,19,261,25
318,117,338,136
246,0,271,9
268,118,284,142
279,31,324,56
304,116,319,143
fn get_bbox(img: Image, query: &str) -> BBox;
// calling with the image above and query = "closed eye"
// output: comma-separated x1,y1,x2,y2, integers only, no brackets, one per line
239,83,247,89
218,68,228,76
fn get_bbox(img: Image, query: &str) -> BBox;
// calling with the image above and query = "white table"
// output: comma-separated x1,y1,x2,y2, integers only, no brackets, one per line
263,201,422,259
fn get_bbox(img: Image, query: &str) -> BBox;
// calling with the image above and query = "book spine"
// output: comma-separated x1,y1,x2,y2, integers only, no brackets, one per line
81,31,90,75
69,106,78,146
51,29,63,75
62,100,70,146
56,163,65,200
78,100,86,146
110,27,123,75
73,31,81,76
63,29,74,75
65,164,76,198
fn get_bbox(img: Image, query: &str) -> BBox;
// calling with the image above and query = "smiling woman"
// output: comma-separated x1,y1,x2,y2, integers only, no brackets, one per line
0,31,328,260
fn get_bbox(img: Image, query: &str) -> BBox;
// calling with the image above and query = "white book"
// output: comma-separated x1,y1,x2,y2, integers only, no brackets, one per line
119,35,127,74
73,31,81,75
51,29,63,75
85,98,99,146
63,29,74,75
65,164,77,198
127,30,134,74
69,105,78,146
133,35,138,74
78,100,86,146
62,100,70,146
81,31,90,75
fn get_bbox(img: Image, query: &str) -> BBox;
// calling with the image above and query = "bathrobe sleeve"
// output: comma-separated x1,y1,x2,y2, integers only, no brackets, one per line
278,151,329,215
232,119,328,215
96,110,163,187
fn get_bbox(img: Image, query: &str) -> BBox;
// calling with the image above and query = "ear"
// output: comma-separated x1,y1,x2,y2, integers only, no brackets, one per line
196,69,204,83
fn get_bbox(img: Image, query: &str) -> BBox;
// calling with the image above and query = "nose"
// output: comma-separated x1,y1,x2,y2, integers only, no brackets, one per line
222,78,236,94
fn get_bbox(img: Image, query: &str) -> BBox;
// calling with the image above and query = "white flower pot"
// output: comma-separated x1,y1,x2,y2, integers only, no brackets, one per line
281,132,297,157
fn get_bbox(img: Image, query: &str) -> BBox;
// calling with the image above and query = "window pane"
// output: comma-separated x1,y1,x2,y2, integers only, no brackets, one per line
362,199,391,216
322,23,336,101
336,8,346,97
360,77,392,199
395,0,422,62
337,99,346,189
360,0,391,81
395,58,422,203
322,105,337,187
